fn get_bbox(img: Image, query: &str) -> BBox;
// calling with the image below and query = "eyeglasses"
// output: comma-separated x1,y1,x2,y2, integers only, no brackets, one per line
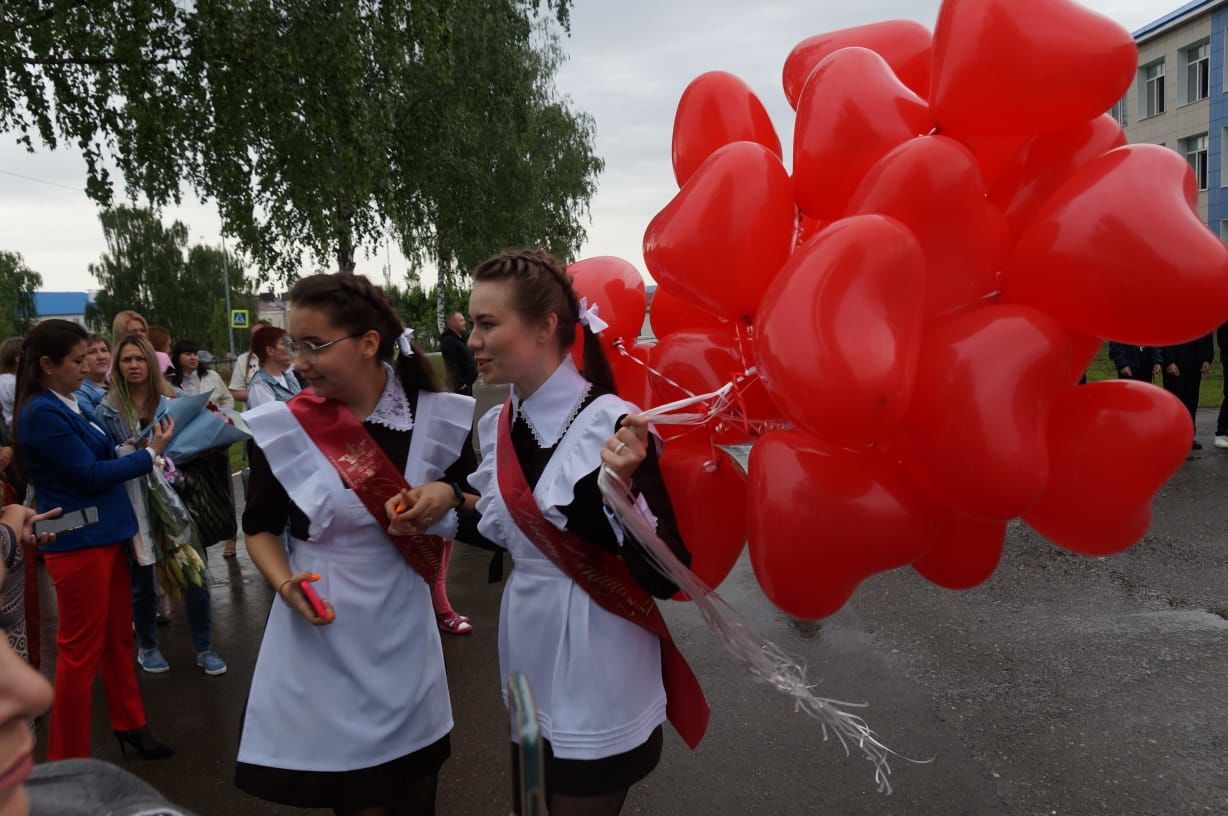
284,334,362,359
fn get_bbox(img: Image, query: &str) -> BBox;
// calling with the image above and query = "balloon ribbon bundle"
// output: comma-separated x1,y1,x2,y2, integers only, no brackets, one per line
598,386,923,793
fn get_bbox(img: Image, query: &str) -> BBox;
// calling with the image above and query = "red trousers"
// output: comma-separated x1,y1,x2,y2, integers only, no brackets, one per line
42,543,147,759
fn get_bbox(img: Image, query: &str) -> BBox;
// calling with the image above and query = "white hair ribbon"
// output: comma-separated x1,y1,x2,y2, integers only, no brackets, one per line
397,327,415,357
577,297,609,335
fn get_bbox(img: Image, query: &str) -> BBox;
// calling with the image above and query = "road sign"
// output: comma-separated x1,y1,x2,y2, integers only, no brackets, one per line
230,309,250,329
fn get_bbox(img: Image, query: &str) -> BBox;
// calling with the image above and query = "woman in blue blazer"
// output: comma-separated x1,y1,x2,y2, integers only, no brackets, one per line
14,320,175,761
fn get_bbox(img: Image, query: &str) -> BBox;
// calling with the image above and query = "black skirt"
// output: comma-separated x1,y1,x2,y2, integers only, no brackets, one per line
510,725,662,808
235,733,451,809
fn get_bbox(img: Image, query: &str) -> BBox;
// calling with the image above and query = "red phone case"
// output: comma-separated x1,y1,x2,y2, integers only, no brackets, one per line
299,580,329,619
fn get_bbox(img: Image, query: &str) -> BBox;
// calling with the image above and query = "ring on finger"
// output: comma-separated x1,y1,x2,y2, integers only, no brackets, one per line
614,441,628,454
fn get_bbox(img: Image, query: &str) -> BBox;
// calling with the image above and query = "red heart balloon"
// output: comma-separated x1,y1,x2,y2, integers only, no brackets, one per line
963,132,1034,189
898,304,1073,521
748,430,934,619
608,341,653,408
1023,381,1192,556
648,327,780,426
1068,332,1103,384
644,141,795,321
912,511,1006,590
672,71,782,188
648,285,725,340
755,215,925,446
930,0,1136,138
659,439,748,599
568,256,647,344
847,136,1003,320
990,114,1126,240
783,20,933,107
793,213,825,251
1001,145,1228,346
792,47,932,222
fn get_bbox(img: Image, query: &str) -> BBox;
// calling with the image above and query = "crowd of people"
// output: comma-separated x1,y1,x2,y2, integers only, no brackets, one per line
0,251,698,816
1107,329,1227,450
0,257,1225,816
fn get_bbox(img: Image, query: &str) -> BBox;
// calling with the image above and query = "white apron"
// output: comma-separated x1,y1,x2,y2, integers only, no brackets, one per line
470,391,667,761
238,389,472,772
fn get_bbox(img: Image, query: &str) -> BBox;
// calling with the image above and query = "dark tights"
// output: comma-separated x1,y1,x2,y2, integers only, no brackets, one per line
333,773,438,816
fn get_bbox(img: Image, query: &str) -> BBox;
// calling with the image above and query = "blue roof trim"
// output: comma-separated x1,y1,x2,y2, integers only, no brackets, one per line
33,292,90,316
1134,0,1226,40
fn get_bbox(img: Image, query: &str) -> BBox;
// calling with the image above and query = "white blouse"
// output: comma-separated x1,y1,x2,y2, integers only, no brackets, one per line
470,359,667,760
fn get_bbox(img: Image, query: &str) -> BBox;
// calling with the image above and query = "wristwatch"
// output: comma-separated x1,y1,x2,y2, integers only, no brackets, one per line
449,481,466,509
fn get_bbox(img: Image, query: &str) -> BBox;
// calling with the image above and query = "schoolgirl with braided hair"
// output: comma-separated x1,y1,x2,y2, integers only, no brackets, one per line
235,272,479,815
387,248,704,815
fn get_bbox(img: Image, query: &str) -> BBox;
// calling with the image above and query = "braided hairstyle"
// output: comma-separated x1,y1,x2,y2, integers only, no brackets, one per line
471,248,617,395
287,272,440,397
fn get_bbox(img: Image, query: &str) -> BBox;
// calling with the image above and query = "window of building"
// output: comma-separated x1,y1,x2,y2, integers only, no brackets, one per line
1109,96,1128,126
1185,40,1210,103
1223,127,1228,187
1142,60,1166,117
1181,133,1209,190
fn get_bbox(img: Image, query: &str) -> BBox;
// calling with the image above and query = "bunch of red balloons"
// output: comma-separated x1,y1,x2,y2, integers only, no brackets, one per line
573,0,1228,620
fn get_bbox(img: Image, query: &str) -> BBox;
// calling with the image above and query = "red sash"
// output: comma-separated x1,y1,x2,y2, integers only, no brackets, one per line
495,399,709,750
287,391,441,585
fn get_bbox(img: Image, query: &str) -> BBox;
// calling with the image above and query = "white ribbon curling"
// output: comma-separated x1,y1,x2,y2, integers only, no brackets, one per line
397,327,415,357
597,384,924,794
577,297,610,335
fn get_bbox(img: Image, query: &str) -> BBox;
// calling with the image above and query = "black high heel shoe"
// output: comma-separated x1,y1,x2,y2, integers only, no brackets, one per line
114,727,174,760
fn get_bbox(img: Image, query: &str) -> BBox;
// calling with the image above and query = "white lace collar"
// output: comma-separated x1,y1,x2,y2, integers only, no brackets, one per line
365,364,414,432
512,358,592,449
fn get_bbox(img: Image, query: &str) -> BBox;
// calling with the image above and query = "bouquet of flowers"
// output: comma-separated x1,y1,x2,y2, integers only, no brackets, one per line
160,392,251,465
146,457,207,599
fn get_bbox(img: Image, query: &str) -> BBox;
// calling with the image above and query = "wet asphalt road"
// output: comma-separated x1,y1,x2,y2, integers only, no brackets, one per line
30,408,1228,815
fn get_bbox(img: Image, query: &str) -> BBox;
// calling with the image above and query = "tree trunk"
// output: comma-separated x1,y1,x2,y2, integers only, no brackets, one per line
335,200,356,273
435,250,448,335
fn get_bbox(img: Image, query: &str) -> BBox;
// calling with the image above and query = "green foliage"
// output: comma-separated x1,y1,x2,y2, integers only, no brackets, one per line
0,251,43,336
2,1,598,285
385,280,471,352
86,205,257,353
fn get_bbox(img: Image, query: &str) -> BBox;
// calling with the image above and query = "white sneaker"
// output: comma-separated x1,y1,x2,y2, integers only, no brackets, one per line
1215,435,1228,449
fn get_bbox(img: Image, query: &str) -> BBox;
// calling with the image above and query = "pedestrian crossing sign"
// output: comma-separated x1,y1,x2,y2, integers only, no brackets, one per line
230,309,250,329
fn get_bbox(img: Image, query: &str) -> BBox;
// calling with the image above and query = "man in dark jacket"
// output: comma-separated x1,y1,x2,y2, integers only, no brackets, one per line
1160,334,1215,450
1108,342,1161,383
440,311,478,395
1216,323,1228,449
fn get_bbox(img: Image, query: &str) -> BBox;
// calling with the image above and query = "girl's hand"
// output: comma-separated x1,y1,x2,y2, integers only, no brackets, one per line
387,483,454,535
2,505,62,548
277,572,335,626
600,414,650,485
148,416,176,455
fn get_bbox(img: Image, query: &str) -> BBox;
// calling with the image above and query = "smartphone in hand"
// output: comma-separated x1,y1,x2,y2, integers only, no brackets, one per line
300,580,330,620
33,507,98,537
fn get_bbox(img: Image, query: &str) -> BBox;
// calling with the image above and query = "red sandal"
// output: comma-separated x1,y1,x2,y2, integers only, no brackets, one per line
437,612,473,635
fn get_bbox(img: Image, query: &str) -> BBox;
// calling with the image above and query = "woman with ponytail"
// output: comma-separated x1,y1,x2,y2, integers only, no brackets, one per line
235,272,478,815
387,249,706,815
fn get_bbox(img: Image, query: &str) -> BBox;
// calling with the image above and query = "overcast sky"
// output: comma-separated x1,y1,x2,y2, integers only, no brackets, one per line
0,0,1167,294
